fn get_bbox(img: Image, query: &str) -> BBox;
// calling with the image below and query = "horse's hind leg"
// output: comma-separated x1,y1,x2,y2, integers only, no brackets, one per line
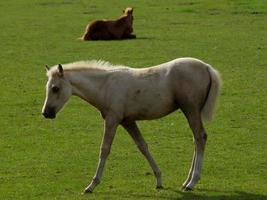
182,148,196,189
182,109,207,191
122,121,163,189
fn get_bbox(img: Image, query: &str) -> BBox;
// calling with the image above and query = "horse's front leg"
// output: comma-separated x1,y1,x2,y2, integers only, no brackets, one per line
84,115,119,193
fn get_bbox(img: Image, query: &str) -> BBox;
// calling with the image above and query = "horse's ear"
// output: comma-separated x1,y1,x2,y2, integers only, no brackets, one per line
124,8,133,15
128,7,133,14
58,64,64,77
45,65,50,72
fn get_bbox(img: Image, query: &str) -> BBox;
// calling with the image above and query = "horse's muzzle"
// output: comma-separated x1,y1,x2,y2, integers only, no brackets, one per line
42,107,56,119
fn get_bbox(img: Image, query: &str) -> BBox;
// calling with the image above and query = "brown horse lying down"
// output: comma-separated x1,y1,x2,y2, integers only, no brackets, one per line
81,7,136,40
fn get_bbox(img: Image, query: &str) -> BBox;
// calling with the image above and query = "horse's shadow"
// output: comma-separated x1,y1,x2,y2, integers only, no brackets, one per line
165,188,267,200
86,36,156,42
135,36,156,40
96,187,267,200
114,36,156,41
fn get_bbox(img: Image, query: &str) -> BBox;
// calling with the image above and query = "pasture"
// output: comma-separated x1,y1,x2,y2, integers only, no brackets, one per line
0,0,266,199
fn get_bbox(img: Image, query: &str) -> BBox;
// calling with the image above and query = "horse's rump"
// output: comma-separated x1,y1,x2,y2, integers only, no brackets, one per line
82,20,112,40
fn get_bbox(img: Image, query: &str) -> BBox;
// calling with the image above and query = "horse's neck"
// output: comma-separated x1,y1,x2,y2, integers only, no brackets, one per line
118,15,132,25
66,70,108,111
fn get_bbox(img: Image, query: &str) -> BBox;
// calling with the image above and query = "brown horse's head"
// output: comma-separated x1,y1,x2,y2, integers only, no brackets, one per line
122,7,134,26
123,7,133,16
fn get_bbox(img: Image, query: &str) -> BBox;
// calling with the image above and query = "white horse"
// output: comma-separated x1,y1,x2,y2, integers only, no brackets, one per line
42,58,221,193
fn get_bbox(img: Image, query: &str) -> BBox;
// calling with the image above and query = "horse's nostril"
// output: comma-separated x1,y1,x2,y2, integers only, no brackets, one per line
42,111,56,119
42,107,56,119
42,112,49,118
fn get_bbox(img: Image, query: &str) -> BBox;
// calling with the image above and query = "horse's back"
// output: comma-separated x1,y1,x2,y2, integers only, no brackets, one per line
105,58,213,120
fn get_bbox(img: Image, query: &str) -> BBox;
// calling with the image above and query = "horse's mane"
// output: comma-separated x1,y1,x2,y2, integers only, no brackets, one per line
64,60,117,70
47,60,129,77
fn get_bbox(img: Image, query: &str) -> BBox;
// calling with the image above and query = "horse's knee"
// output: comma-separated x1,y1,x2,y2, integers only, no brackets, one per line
154,169,161,177
100,146,110,158
194,131,207,141
194,132,207,150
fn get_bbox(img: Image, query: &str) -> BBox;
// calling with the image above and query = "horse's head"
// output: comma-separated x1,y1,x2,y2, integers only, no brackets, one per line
42,64,72,119
123,7,133,16
122,7,134,27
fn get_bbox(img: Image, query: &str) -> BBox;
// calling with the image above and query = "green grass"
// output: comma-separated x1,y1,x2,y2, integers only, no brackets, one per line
1,0,267,199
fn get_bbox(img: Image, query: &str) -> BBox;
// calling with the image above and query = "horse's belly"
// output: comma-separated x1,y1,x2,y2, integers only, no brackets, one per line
124,98,178,120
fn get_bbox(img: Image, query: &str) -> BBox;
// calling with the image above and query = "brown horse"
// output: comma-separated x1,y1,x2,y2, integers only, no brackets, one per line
81,7,136,40
42,58,221,193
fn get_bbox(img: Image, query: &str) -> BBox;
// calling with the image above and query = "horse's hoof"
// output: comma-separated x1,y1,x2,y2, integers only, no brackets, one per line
156,185,163,189
84,188,93,194
182,186,193,192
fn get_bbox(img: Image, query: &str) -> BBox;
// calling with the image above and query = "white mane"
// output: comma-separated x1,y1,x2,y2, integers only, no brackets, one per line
47,60,129,76
63,60,116,70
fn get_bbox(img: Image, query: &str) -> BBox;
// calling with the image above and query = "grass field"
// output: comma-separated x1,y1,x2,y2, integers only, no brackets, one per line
1,0,267,199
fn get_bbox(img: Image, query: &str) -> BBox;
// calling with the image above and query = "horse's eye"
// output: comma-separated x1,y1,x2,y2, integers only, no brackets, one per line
52,86,60,93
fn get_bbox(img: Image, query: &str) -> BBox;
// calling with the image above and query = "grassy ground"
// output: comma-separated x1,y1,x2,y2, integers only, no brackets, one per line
0,0,266,199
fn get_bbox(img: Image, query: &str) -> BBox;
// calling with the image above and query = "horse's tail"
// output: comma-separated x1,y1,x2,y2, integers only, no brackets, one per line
201,65,222,122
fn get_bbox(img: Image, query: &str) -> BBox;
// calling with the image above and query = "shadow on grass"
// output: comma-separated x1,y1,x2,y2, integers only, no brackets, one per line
95,187,267,200
135,37,156,40
80,36,155,42
166,188,267,200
